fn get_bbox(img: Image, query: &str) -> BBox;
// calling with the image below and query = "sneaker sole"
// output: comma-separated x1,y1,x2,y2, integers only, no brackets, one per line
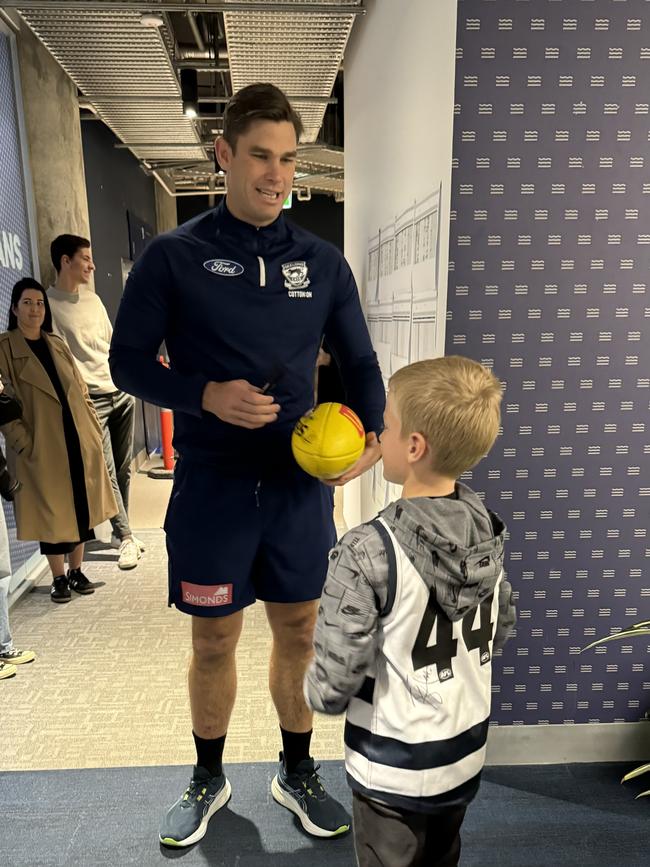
271,776,350,838
159,778,232,848
0,667,17,679
0,656,35,666
117,557,140,570
51,596,71,604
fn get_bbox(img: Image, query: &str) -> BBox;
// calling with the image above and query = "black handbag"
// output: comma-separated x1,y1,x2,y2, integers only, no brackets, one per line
0,392,22,425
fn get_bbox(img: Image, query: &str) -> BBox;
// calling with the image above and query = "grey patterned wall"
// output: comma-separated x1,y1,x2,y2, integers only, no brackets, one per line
448,0,650,724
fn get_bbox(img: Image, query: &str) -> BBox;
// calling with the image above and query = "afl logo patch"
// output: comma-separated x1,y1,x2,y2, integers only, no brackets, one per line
203,259,244,277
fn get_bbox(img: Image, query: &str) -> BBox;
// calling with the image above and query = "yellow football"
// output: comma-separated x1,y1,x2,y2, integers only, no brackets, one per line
291,402,366,479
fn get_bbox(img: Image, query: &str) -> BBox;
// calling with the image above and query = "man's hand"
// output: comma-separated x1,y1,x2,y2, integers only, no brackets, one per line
202,380,280,429
323,432,381,486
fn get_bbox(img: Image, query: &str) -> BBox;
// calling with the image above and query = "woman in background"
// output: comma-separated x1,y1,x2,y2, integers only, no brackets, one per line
0,278,116,602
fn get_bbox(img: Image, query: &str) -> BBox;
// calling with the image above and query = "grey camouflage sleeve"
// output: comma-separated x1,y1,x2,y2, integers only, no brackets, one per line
304,523,389,715
493,572,516,650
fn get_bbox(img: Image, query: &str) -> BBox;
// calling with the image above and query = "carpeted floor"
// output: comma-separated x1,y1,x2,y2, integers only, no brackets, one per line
2,762,649,866
2,529,344,771
3,484,649,865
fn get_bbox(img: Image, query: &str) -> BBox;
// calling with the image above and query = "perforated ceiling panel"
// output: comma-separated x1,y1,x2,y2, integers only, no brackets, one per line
223,0,359,142
15,0,362,195
18,6,206,162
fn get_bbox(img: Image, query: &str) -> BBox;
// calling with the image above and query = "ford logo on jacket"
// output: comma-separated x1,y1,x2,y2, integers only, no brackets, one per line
203,258,244,276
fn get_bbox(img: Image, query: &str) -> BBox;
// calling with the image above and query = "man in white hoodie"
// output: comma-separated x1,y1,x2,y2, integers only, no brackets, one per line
48,234,143,570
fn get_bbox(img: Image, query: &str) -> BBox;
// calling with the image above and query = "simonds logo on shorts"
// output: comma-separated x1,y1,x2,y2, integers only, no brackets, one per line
181,581,233,607
203,259,244,277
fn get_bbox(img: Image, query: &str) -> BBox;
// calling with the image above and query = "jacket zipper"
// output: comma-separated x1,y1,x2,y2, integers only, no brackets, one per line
258,255,266,288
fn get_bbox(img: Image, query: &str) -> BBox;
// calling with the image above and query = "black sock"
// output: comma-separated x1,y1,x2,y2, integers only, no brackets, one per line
193,731,226,777
281,727,312,774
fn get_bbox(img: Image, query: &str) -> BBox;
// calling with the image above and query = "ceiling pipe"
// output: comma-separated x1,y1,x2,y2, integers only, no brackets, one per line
151,169,176,197
0,9,19,31
174,61,229,70
186,12,205,53
175,45,230,61
78,99,99,116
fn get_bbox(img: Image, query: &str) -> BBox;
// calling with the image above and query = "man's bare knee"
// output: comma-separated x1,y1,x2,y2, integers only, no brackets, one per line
191,613,242,666
278,627,314,659
267,605,318,657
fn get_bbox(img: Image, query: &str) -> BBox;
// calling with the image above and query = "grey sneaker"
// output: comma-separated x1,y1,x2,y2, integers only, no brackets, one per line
159,766,231,848
271,753,350,838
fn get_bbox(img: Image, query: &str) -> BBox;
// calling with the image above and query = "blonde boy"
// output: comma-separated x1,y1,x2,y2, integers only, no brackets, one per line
305,356,516,867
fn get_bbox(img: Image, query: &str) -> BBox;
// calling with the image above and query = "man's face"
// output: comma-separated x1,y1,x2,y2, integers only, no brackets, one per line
65,247,95,284
216,120,297,227
379,392,410,485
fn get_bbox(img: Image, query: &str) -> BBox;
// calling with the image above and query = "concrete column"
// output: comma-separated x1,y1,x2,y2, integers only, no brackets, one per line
154,182,178,235
12,14,91,288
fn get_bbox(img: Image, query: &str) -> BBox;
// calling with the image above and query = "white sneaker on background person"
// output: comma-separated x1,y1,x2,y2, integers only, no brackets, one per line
117,537,142,570
0,661,17,680
111,534,145,552
0,648,36,665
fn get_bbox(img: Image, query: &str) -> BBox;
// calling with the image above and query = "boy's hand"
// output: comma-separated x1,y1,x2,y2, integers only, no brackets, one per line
324,432,381,486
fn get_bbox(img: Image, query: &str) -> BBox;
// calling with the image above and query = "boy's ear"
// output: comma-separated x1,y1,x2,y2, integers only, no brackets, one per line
407,431,428,464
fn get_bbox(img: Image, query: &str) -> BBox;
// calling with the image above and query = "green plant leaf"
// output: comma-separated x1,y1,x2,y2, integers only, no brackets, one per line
634,790,650,799
580,628,650,653
621,763,650,783
630,620,650,630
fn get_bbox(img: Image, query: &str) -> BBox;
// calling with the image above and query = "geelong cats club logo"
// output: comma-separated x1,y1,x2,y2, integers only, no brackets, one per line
282,260,312,297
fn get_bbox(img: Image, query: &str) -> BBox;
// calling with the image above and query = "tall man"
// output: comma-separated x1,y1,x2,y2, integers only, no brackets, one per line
110,83,385,847
48,235,144,570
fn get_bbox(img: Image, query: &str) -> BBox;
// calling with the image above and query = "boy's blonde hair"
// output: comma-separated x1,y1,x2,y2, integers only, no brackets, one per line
388,356,502,479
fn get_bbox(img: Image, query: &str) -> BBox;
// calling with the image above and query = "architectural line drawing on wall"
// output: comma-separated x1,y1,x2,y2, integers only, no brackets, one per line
365,183,445,508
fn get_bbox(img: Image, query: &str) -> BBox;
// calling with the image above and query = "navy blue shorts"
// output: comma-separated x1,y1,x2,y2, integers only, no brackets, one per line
164,458,336,617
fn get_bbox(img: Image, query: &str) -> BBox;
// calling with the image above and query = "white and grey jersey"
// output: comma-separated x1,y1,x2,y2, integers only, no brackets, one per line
304,483,515,813
345,516,501,811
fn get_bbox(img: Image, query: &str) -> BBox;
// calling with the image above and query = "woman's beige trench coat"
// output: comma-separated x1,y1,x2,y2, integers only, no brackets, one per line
0,329,117,543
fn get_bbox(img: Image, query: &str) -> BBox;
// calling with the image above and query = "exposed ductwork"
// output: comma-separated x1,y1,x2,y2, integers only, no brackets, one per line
15,0,364,196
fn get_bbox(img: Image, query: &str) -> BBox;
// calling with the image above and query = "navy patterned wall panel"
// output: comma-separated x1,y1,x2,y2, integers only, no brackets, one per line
0,28,39,573
448,0,650,724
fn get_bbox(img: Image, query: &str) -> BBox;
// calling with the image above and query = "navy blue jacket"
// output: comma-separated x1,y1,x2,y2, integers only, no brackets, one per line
109,202,385,473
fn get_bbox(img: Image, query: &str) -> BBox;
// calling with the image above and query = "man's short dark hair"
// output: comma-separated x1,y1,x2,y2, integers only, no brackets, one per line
223,83,303,151
50,234,90,273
